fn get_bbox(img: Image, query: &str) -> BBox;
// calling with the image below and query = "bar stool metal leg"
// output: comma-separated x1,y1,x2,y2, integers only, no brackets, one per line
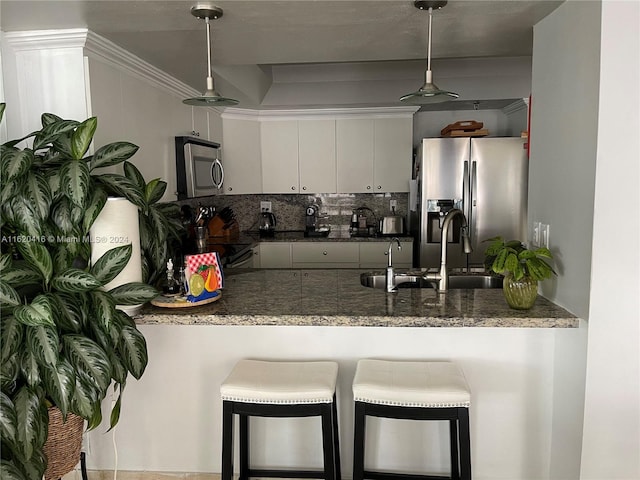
352,401,366,480
221,401,234,480
458,408,472,480
321,403,336,480
450,419,460,480
331,393,342,480
239,414,249,480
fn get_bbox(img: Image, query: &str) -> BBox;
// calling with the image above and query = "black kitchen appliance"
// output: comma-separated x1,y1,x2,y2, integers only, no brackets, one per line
258,210,277,237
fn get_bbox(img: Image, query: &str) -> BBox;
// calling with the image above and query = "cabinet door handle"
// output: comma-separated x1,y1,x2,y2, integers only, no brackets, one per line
302,186,307,190
367,185,371,190
291,186,296,191
227,186,233,191
323,251,328,255
377,185,382,190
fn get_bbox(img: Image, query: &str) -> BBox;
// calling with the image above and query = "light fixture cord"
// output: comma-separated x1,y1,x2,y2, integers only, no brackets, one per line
427,7,433,73
205,16,213,79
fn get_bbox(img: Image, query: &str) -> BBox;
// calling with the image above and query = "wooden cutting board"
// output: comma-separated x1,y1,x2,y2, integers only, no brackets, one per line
441,129,489,137
440,120,484,136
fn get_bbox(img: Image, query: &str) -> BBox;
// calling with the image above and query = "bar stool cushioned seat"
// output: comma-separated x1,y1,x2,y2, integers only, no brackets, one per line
220,359,341,480
352,359,471,480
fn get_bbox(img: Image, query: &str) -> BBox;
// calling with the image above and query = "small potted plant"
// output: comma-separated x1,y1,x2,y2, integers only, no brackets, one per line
483,236,556,310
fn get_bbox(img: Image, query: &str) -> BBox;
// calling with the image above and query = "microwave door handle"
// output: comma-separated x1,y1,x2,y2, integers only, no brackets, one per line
211,158,224,189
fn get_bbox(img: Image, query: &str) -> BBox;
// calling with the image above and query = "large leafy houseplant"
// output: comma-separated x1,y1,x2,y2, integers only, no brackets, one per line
0,104,162,479
484,236,556,309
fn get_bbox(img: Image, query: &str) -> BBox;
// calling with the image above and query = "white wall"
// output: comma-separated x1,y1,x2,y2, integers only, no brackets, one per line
580,1,640,478
530,1,601,319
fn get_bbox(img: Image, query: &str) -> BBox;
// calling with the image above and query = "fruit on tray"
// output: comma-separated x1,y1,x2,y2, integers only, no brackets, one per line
189,274,205,297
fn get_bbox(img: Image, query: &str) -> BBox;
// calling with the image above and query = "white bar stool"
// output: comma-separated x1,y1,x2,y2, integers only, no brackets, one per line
352,359,472,480
220,359,341,480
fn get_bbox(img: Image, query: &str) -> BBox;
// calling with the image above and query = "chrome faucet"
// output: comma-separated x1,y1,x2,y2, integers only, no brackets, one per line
423,209,472,292
385,237,402,292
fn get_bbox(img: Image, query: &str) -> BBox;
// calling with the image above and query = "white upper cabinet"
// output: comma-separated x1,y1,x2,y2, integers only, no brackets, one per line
298,119,337,193
261,120,299,193
336,118,375,193
336,115,413,193
222,117,262,194
374,117,413,193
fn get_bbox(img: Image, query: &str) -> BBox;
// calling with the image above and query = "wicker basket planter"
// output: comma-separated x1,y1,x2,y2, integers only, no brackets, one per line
43,407,84,480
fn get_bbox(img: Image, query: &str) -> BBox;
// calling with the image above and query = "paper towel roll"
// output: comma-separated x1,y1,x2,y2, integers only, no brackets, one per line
90,197,142,315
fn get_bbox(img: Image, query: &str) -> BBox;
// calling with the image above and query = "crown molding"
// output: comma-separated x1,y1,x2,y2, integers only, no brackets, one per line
222,105,419,121
502,98,529,115
3,28,201,102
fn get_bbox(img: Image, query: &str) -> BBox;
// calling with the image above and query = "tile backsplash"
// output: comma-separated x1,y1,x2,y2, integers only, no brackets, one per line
177,193,409,232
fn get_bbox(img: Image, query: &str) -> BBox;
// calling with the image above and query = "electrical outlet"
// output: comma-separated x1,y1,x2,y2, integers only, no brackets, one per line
390,200,398,211
532,222,541,247
260,201,272,213
541,223,550,248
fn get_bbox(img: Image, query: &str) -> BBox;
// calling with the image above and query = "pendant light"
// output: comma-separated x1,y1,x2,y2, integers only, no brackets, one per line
183,4,239,107
400,0,459,104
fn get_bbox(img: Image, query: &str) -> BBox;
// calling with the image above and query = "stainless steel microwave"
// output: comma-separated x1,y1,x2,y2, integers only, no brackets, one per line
175,136,223,200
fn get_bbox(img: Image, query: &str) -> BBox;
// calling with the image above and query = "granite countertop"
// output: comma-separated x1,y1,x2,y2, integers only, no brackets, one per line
138,269,578,328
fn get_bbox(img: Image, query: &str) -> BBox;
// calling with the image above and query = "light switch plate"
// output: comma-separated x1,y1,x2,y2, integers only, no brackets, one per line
260,201,272,213
541,223,550,248
532,222,541,247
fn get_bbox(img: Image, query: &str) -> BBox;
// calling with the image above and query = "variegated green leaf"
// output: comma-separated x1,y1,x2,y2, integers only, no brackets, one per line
23,172,52,221
61,159,90,208
14,386,46,461
0,252,12,271
504,252,519,273
13,295,55,328
1,354,20,391
90,244,132,286
72,370,99,419
1,316,23,363
0,392,18,447
90,290,117,331
145,178,167,204
51,197,75,234
109,282,158,305
71,117,97,160
42,359,75,417
19,349,41,387
119,325,148,379
87,399,103,431
51,245,72,275
26,324,59,366
16,241,52,284
95,174,146,210
0,173,22,205
50,293,82,333
82,184,107,234
90,142,139,170
45,169,63,201
9,196,42,238
0,280,21,308
0,102,5,122
1,266,42,288
32,119,78,151
19,449,47,480
0,460,27,480
123,161,146,190
41,112,63,127
62,335,111,391
108,385,123,431
138,213,153,251
2,148,33,182
108,350,128,385
148,205,168,244
51,268,101,293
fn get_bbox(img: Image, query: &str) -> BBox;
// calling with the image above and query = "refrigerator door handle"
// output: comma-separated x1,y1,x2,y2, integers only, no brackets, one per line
463,160,469,214
470,160,477,244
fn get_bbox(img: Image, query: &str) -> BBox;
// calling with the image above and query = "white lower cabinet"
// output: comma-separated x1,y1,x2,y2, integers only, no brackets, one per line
257,243,292,268
291,243,360,269
359,241,413,269
253,241,414,269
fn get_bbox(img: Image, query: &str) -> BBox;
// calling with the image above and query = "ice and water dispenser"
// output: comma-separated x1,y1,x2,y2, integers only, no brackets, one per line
425,199,464,244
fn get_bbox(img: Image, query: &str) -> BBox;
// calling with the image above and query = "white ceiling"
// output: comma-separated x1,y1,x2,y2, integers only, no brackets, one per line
0,0,563,109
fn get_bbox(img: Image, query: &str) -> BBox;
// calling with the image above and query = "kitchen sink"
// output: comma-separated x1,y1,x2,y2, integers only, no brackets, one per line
304,226,331,238
360,272,503,290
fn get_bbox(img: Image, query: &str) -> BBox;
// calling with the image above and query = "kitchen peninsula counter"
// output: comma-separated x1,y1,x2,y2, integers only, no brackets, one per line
138,269,578,328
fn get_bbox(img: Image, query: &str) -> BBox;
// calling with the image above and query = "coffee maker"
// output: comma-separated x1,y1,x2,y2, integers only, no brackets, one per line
305,205,318,233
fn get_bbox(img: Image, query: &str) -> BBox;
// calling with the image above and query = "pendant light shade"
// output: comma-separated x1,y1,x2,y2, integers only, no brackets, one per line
400,0,459,104
183,4,239,107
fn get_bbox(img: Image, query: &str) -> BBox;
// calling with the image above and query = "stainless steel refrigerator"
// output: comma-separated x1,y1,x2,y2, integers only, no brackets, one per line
410,137,529,269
